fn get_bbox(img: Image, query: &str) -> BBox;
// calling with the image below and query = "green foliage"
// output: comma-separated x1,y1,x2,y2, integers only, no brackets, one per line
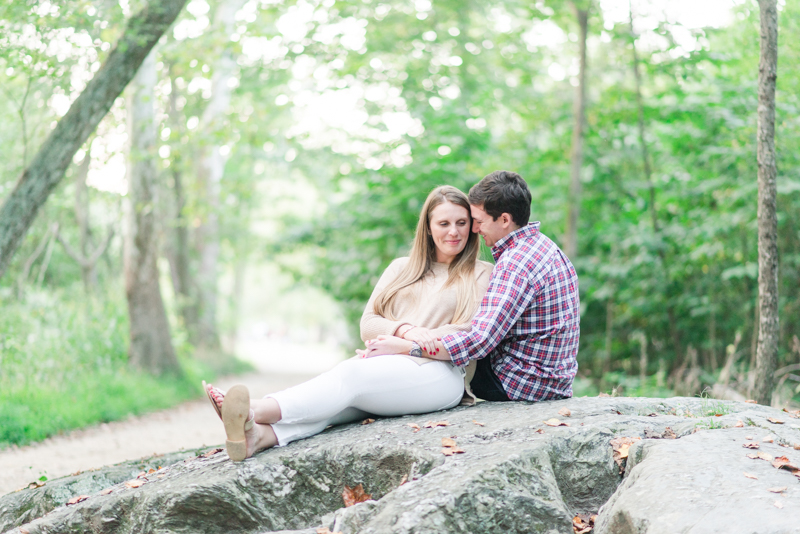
0,283,222,448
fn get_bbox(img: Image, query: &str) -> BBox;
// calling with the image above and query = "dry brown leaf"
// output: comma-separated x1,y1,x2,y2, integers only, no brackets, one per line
125,479,146,489
201,448,224,458
598,392,611,397
442,447,465,456
544,418,569,427
407,423,421,432
735,420,744,428
441,437,457,448
743,472,758,480
67,495,89,505
774,501,783,509
768,486,787,493
361,418,376,425
756,451,774,462
782,408,800,418
316,528,343,534
794,444,800,450
535,428,545,434
19,528,29,534
472,420,485,427
763,435,776,443
767,417,785,425
772,456,800,473
558,407,572,417
610,437,641,474
423,420,450,428
342,484,372,507
572,512,596,534
25,481,45,490
743,442,760,449
745,399,757,404
100,488,113,495
663,427,677,440
70,470,82,477
745,435,753,440
399,475,408,486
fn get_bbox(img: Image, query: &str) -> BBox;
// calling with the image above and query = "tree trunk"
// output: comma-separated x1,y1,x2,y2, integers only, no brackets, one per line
753,0,779,406
0,0,188,279
164,67,200,341
194,0,248,357
124,51,181,376
565,2,588,261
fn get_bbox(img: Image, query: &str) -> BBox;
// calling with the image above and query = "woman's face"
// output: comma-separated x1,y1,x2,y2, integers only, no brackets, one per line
429,201,471,264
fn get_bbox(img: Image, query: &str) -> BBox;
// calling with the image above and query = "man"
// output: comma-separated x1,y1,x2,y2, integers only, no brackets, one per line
432,170,580,401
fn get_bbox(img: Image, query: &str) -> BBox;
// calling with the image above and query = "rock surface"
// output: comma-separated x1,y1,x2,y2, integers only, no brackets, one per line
1,397,798,534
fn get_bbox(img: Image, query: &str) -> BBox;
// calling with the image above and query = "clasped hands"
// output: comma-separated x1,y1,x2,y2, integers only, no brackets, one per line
356,326,440,359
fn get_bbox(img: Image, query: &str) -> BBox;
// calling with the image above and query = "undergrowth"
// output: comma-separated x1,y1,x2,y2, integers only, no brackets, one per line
0,284,251,448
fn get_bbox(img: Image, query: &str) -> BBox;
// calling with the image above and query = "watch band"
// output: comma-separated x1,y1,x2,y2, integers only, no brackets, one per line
409,341,423,358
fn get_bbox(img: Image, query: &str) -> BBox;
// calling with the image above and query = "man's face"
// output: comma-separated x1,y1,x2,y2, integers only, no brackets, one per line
470,204,516,248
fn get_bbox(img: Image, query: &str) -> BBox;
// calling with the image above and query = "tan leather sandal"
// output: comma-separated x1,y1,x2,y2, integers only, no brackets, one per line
221,385,254,462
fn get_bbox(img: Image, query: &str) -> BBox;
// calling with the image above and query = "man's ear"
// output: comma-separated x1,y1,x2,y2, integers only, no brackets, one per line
501,213,513,228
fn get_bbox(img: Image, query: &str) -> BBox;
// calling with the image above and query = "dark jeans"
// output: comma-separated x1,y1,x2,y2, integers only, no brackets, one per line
470,357,511,402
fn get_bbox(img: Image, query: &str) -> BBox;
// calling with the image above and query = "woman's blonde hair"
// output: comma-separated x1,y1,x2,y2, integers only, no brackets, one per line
372,185,480,324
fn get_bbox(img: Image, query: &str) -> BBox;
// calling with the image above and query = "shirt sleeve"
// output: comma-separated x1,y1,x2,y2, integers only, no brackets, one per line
441,259,540,367
428,263,494,338
359,259,407,342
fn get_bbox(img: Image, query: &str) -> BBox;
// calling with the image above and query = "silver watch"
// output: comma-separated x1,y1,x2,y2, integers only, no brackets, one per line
409,341,423,357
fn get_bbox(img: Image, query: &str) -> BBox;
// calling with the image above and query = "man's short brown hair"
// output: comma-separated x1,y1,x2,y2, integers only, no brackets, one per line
468,170,531,227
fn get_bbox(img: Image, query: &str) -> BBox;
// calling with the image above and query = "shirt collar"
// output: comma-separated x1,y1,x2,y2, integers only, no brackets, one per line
491,222,541,261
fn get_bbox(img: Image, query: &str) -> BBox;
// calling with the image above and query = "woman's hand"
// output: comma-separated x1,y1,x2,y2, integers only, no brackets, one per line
401,326,439,355
361,335,413,358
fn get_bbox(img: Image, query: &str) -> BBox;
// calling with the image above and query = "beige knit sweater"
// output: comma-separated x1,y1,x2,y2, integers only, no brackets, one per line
360,258,494,363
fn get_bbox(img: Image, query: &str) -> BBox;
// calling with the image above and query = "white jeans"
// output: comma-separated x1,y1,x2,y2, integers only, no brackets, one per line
267,355,464,446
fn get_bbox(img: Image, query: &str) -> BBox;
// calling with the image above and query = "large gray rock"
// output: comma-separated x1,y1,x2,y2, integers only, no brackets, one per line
2,397,798,534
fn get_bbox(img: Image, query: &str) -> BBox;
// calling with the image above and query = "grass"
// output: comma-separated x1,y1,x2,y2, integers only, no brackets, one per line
0,283,251,448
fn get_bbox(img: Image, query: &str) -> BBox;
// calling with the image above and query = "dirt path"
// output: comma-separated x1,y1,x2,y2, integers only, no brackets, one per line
0,340,343,496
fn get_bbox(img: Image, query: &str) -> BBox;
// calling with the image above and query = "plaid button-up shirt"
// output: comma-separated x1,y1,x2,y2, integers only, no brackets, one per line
441,222,580,401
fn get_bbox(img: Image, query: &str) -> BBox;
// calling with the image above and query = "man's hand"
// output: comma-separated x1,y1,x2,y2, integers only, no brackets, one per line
362,335,413,358
401,326,438,354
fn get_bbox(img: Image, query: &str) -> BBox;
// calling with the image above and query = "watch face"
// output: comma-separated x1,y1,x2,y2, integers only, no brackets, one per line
410,342,422,357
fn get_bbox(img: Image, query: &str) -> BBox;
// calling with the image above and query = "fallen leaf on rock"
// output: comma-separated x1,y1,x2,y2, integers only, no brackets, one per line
19,528,29,534
746,399,757,404
67,495,89,505
125,479,145,489
316,528,342,534
535,428,545,434
442,437,457,447
663,427,677,439
342,484,371,507
100,488,113,495
782,408,799,418
774,501,783,509
772,456,800,473
745,436,753,440
767,417,785,425
558,407,572,417
756,451,774,462
423,420,450,428
763,435,775,443
25,481,45,490
544,418,569,427
572,512,595,534
794,444,800,450
598,393,611,397
70,470,82,477
407,423,421,432
201,448,224,458
646,413,658,417
442,447,465,456
743,442,760,449
361,418,375,425
399,475,408,486
472,420,485,426
735,421,744,428
610,437,641,474
768,486,787,493
744,472,758,480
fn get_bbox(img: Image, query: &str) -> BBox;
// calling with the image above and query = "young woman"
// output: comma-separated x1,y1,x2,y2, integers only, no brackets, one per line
205,185,493,461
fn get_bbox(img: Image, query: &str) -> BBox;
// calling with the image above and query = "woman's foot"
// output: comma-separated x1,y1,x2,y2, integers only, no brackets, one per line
221,385,277,460
203,381,226,418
